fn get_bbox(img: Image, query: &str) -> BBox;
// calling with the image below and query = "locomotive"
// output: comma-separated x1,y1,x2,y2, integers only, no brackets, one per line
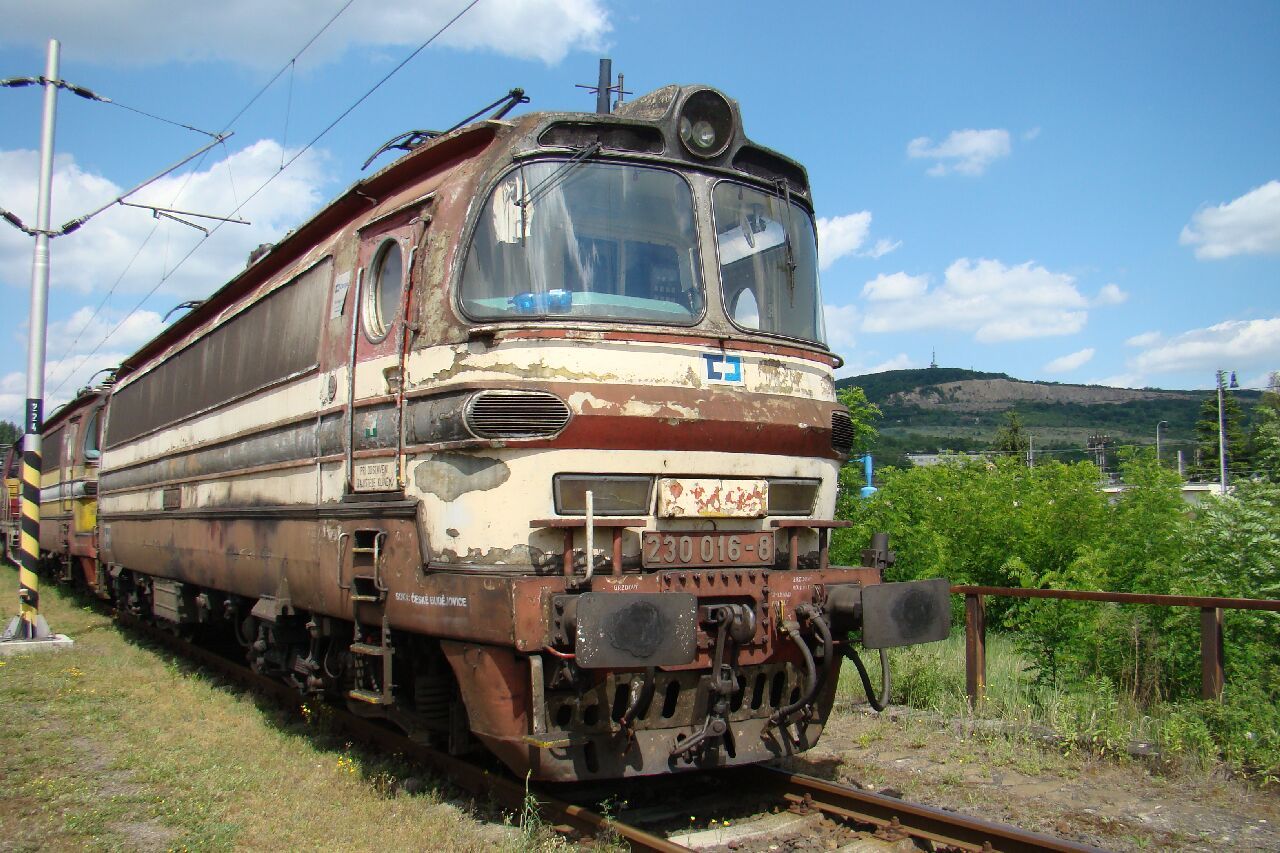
20,83,950,780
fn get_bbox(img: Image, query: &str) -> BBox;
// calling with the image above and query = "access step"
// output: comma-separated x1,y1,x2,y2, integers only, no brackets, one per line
347,688,392,705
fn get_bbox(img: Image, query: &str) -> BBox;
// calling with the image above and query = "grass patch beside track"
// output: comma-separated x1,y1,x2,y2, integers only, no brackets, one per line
0,568,565,852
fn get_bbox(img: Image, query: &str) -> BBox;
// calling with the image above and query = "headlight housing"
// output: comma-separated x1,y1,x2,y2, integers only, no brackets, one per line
554,475,654,516
677,89,734,159
767,478,820,516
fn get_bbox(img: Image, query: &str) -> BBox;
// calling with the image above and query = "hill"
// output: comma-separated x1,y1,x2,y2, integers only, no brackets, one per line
837,367,1261,469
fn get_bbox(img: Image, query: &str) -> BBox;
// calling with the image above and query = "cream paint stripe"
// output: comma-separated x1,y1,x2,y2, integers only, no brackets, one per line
402,339,834,400
103,371,324,470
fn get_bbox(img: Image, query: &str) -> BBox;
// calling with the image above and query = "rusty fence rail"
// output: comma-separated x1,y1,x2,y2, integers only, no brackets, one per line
953,585,1280,705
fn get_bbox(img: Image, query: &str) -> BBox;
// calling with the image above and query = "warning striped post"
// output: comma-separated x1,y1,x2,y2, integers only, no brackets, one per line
17,419,41,639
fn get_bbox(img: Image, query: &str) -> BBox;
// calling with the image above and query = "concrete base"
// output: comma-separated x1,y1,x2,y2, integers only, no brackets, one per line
0,615,74,654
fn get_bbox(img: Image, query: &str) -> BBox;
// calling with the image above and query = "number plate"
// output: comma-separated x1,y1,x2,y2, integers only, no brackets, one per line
641,531,775,568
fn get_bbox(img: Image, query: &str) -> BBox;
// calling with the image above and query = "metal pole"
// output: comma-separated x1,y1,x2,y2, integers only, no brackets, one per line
964,593,986,707
1217,370,1228,496
1156,420,1167,465
14,40,59,640
596,58,611,114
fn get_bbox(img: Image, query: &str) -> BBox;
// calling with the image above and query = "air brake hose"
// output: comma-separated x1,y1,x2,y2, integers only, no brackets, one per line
810,610,835,689
843,645,892,712
772,620,818,724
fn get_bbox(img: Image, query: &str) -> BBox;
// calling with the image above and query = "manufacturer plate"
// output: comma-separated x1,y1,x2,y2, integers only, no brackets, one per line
641,531,775,568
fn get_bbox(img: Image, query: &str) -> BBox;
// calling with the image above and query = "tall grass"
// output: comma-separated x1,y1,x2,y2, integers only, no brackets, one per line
835,630,1279,783
0,570,571,851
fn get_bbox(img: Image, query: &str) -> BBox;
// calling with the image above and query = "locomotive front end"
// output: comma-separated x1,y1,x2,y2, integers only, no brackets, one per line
389,85,951,779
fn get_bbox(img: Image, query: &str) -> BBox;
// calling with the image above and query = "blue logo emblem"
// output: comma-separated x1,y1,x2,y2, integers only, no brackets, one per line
704,353,743,383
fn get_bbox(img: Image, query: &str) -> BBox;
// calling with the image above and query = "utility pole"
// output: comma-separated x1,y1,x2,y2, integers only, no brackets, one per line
3,40,65,646
1156,420,1168,466
1216,369,1238,496
2,42,225,647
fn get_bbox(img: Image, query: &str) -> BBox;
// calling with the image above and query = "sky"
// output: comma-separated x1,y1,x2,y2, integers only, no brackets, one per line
1,1,1277,425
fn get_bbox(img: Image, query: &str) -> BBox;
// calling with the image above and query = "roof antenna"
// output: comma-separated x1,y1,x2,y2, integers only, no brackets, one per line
575,58,630,114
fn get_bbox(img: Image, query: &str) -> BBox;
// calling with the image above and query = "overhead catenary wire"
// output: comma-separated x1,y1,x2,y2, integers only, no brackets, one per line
45,0,364,399
51,0,484,392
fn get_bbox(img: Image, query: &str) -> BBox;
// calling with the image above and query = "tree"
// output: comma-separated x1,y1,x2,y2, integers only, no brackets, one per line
836,386,881,456
992,410,1030,462
0,420,20,447
1250,372,1280,482
1192,388,1248,481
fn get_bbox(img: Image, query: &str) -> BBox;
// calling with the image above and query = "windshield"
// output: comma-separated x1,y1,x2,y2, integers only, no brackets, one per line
713,181,825,345
460,161,703,323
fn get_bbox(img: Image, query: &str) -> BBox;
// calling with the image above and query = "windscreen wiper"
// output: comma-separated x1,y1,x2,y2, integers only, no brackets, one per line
774,179,798,299
519,141,602,210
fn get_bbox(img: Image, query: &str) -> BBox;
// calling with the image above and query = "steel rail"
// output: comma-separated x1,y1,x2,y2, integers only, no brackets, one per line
737,765,1102,853
114,613,683,852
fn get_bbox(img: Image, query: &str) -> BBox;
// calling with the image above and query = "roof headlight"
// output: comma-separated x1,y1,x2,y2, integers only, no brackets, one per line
677,89,734,159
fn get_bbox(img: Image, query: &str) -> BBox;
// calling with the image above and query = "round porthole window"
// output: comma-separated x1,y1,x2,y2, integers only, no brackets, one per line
364,239,404,341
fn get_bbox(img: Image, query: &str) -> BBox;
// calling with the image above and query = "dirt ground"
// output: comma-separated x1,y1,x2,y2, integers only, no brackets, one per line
785,705,1280,851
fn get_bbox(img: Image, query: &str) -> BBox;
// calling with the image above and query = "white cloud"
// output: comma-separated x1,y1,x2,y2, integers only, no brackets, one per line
834,353,914,381
1130,318,1280,378
816,213,870,270
1022,127,1042,141
863,238,902,259
0,0,610,67
860,258,1088,343
0,350,138,424
1088,373,1144,389
47,307,166,358
0,307,167,423
861,271,929,302
1125,331,1162,347
1180,180,1280,260
823,304,859,353
816,212,899,270
0,141,331,300
1094,283,1127,305
907,129,1011,176
1044,347,1095,373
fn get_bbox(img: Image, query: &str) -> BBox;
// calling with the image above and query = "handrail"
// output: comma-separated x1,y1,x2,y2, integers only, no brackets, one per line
952,585,1280,612
953,585,1280,705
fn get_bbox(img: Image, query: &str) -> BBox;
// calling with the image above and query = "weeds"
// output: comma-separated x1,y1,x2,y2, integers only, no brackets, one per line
837,629,1280,780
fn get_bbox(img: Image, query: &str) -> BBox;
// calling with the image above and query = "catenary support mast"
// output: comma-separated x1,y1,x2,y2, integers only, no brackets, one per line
11,40,60,640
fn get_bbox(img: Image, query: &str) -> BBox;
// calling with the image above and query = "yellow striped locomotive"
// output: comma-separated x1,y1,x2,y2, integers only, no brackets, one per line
29,84,949,780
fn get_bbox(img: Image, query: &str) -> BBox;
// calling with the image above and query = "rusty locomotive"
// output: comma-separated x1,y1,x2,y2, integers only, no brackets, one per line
23,83,950,780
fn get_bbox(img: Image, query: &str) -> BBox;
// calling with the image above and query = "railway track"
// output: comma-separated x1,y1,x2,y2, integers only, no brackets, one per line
117,612,1101,853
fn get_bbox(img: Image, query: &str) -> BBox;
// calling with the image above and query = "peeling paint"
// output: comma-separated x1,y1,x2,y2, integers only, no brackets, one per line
435,543,548,566
414,452,511,502
657,477,768,518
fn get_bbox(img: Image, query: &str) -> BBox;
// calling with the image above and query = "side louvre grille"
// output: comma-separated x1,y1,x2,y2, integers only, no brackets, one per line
831,411,854,454
466,391,571,439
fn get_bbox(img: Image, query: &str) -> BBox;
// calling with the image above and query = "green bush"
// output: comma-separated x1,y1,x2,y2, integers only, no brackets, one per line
833,448,1280,779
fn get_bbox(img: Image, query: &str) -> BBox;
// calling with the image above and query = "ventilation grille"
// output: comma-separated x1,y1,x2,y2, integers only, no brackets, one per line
831,411,854,454
466,391,571,439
